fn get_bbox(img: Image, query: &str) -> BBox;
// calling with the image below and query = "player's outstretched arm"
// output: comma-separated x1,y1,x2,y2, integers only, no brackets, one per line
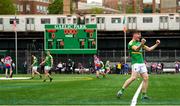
132,38,146,51
144,40,160,51
51,58,53,67
40,59,46,66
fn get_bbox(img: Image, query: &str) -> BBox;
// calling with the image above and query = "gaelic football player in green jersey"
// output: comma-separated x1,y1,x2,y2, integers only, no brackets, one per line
117,31,160,100
31,54,42,79
40,51,53,82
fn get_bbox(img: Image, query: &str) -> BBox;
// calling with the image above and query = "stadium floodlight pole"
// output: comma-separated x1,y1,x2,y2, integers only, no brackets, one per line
14,9,18,74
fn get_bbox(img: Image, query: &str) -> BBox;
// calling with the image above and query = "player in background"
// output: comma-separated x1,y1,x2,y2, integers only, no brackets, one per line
94,55,100,78
105,60,111,74
117,31,160,100
40,51,53,82
4,56,13,78
99,60,106,77
94,55,105,78
31,54,42,79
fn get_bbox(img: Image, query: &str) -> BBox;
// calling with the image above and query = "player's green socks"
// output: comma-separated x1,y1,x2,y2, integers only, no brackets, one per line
117,88,125,97
142,92,147,97
121,88,125,92
141,92,150,100
39,75,42,79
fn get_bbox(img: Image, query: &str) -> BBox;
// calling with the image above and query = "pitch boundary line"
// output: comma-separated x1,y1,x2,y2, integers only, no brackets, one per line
131,81,143,106
0,77,31,80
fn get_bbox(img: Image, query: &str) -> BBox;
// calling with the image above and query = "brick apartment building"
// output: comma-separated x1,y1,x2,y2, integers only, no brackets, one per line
13,0,53,14
103,0,119,10
177,0,180,13
160,0,177,13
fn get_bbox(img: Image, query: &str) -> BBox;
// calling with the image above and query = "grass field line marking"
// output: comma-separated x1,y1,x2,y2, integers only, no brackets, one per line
131,81,143,106
0,77,31,80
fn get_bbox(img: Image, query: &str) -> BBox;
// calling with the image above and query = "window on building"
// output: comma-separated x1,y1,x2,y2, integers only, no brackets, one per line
36,5,40,12
26,4,30,12
9,18,19,24
0,18,3,24
143,17,153,23
85,18,89,24
111,18,121,24
73,18,77,24
41,18,50,24
97,17,105,24
160,16,168,23
20,5,23,12
176,17,180,22
40,6,43,11
43,0,49,3
128,17,136,23
57,18,61,24
57,18,66,24
160,17,163,23
62,18,65,24
26,18,34,24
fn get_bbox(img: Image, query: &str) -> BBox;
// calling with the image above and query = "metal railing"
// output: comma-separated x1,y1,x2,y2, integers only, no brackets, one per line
1,49,179,74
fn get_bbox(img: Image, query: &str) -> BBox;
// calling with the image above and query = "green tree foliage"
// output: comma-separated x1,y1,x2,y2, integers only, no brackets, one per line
126,6,134,13
90,7,104,14
48,0,63,14
0,0,16,15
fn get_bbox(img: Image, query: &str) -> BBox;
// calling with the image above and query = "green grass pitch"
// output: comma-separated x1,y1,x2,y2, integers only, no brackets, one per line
0,74,180,105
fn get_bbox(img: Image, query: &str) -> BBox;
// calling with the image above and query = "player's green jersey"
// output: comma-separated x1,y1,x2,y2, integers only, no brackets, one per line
128,40,144,65
32,56,38,66
100,61,104,69
45,55,53,67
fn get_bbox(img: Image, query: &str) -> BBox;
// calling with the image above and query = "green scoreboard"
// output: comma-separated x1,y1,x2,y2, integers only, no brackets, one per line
44,24,97,54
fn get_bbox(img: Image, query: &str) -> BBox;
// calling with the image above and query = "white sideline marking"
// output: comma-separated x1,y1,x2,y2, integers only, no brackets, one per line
131,82,143,106
0,77,31,80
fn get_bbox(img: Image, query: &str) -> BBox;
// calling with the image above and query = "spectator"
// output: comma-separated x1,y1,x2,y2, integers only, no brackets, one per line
112,64,117,74
78,63,84,74
116,62,122,74
161,62,164,71
72,61,76,74
123,63,129,75
62,63,67,73
175,61,180,73
0,58,4,71
151,63,157,73
157,63,162,74
67,59,72,73
145,60,151,74
23,61,27,73
55,62,63,74
88,60,94,73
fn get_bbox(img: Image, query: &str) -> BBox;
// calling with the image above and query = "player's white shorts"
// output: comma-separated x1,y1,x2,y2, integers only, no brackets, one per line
44,66,51,71
132,63,147,74
32,66,38,71
99,68,105,73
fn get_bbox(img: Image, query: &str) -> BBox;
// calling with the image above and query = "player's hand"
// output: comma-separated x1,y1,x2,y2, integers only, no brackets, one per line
141,38,146,45
156,40,160,45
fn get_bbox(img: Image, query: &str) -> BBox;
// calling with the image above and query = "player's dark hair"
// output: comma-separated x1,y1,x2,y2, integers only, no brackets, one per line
131,30,141,35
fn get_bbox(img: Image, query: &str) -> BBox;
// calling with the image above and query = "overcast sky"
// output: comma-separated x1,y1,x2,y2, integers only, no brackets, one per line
87,0,160,4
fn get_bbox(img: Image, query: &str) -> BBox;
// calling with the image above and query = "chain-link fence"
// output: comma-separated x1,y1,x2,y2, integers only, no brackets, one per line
1,49,180,74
